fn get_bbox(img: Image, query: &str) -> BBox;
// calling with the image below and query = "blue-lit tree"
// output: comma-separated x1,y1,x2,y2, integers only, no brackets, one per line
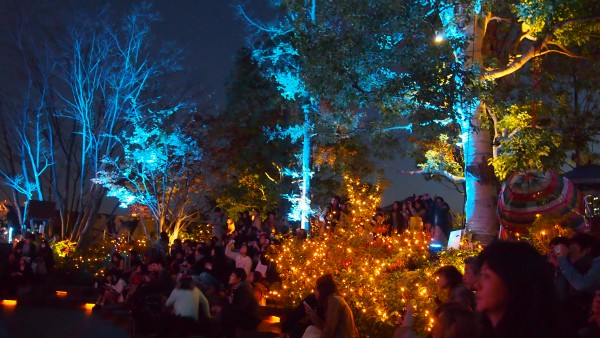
0,98,52,227
243,3,322,230
255,0,600,243
61,4,185,244
419,0,600,241
243,1,390,229
0,2,185,245
92,106,203,241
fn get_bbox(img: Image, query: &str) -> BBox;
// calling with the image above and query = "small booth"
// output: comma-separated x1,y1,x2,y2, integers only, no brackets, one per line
24,200,57,236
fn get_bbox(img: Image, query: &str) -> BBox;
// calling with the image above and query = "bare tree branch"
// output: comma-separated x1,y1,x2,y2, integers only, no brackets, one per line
483,16,600,81
397,169,465,183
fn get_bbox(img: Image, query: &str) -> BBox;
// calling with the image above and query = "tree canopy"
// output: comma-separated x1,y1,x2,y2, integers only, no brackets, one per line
248,0,600,242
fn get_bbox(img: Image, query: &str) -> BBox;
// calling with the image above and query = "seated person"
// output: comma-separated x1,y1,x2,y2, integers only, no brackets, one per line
159,277,211,337
8,256,34,296
280,293,319,338
93,270,127,310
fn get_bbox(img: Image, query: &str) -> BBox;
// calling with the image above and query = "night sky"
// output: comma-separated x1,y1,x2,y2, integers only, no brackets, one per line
0,0,464,212
147,0,277,107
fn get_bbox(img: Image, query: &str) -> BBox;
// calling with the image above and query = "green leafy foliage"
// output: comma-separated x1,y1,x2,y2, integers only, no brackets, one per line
209,48,295,216
489,107,563,181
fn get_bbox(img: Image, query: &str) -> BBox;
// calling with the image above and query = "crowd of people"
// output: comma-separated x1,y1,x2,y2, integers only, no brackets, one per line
391,232,600,338
89,223,281,338
319,194,453,245
2,198,600,338
0,232,55,298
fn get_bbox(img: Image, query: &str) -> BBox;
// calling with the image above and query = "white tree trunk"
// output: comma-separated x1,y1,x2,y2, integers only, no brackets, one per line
301,109,312,230
443,6,499,244
462,104,498,243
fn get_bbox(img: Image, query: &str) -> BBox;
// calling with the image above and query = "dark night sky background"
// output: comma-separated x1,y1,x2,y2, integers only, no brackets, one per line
148,0,277,106
0,0,464,212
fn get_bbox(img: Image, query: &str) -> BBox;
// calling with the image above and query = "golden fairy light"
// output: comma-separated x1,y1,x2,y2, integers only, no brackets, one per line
265,176,481,336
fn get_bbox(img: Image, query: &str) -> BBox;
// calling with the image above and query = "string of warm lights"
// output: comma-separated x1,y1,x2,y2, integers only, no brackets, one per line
510,214,575,253
52,235,151,279
266,176,480,337
45,176,567,337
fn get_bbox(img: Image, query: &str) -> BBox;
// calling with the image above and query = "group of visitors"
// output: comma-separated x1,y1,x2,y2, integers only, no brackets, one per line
318,193,453,246
276,232,599,338
392,232,600,338
0,232,55,297
211,207,288,245
386,194,453,244
91,217,281,337
3,200,600,338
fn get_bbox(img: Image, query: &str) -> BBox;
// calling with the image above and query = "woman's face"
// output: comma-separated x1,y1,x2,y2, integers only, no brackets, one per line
463,265,477,290
436,274,448,290
475,263,508,320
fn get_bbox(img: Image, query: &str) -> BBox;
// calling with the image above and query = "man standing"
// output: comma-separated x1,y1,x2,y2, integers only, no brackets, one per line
211,208,226,245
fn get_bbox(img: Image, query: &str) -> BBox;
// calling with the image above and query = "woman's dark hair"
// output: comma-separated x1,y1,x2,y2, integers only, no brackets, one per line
232,267,247,281
549,236,570,247
464,256,481,275
179,276,194,290
477,240,559,338
159,231,169,241
434,265,463,289
250,271,263,284
316,274,337,299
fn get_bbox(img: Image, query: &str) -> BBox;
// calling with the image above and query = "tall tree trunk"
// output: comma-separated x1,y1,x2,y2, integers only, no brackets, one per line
75,186,106,249
301,108,312,230
462,104,498,243
443,6,499,243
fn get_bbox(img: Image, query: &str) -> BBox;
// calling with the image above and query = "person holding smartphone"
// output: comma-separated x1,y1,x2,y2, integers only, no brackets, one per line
302,274,358,338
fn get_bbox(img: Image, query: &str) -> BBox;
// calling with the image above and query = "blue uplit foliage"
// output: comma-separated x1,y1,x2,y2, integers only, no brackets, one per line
247,0,600,243
265,124,307,143
274,71,307,101
93,106,203,235
0,2,189,244
247,6,319,230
